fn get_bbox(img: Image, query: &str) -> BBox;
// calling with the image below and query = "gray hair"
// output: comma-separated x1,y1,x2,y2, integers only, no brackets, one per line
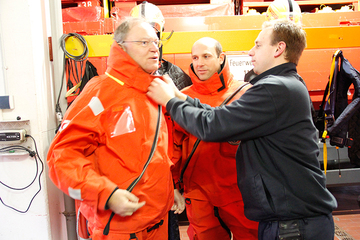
113,17,147,44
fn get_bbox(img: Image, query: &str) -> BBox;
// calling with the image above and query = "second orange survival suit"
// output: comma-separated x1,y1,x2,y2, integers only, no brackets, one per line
172,56,258,240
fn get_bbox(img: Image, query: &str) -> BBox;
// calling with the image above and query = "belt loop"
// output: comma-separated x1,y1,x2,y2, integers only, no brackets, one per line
129,233,138,240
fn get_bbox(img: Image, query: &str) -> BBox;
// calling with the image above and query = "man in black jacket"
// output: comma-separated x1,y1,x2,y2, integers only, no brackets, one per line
147,19,337,240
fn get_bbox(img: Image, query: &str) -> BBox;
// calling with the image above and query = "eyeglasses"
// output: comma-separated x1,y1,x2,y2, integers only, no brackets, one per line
121,40,163,48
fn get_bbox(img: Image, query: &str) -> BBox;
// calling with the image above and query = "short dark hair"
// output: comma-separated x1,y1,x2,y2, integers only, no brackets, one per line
263,19,306,65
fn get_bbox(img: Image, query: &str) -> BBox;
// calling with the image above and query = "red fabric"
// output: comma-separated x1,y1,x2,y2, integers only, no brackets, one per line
62,6,103,22
172,58,258,239
110,3,234,24
89,214,168,240
47,42,174,237
186,197,258,240
158,3,234,17
75,200,90,239
172,59,250,206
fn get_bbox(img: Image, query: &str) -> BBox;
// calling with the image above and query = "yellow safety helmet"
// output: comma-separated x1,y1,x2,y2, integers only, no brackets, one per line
266,0,302,24
130,1,165,38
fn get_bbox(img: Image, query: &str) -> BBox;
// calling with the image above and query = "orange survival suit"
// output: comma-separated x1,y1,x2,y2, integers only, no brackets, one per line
172,57,258,240
47,42,174,239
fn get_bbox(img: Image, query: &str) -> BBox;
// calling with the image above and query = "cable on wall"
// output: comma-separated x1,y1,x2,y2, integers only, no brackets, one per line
55,33,89,132
0,134,44,213
60,33,89,61
60,33,89,98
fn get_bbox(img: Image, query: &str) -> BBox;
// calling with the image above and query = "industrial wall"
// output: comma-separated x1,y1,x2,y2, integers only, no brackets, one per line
0,0,68,239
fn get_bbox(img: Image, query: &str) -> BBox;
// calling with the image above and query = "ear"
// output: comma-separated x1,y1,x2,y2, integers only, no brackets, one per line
274,41,286,58
219,52,225,64
119,43,126,51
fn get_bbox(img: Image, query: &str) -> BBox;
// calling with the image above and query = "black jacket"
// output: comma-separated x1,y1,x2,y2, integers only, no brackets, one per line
166,62,337,221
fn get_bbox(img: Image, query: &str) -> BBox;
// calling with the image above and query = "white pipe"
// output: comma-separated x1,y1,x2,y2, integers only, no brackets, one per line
48,0,77,239
63,194,77,240
0,22,7,96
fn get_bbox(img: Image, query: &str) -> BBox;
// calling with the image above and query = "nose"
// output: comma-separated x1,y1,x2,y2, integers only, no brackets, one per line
151,40,161,49
151,41,158,48
197,57,205,66
248,47,255,56
149,43,160,52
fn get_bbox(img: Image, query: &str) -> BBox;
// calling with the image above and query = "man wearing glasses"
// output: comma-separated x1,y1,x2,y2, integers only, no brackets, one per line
47,17,184,240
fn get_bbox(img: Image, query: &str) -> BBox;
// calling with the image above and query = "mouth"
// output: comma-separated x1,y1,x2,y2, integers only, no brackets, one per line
149,56,159,62
197,69,207,75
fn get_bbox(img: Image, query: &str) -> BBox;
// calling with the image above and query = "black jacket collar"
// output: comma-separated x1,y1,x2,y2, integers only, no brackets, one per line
250,62,297,85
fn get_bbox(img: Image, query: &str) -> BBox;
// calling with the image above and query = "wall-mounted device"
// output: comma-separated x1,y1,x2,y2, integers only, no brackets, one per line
0,129,26,143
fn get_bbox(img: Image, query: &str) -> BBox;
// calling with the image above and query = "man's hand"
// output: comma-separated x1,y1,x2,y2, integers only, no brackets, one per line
171,188,185,214
107,189,146,217
147,74,186,106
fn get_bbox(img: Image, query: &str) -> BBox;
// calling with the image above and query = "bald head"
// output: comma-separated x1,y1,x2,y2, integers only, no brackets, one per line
192,37,222,58
191,37,225,81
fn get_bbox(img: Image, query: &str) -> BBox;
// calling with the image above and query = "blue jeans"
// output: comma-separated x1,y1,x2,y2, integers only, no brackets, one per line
258,213,334,240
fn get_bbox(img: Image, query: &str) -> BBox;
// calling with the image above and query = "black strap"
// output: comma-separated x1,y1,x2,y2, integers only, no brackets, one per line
214,206,232,239
126,219,164,240
103,105,162,235
140,2,146,17
318,81,330,119
147,219,164,232
177,82,250,187
129,233,138,240
178,139,201,186
287,0,293,12
220,82,250,107
287,0,294,20
127,105,162,192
